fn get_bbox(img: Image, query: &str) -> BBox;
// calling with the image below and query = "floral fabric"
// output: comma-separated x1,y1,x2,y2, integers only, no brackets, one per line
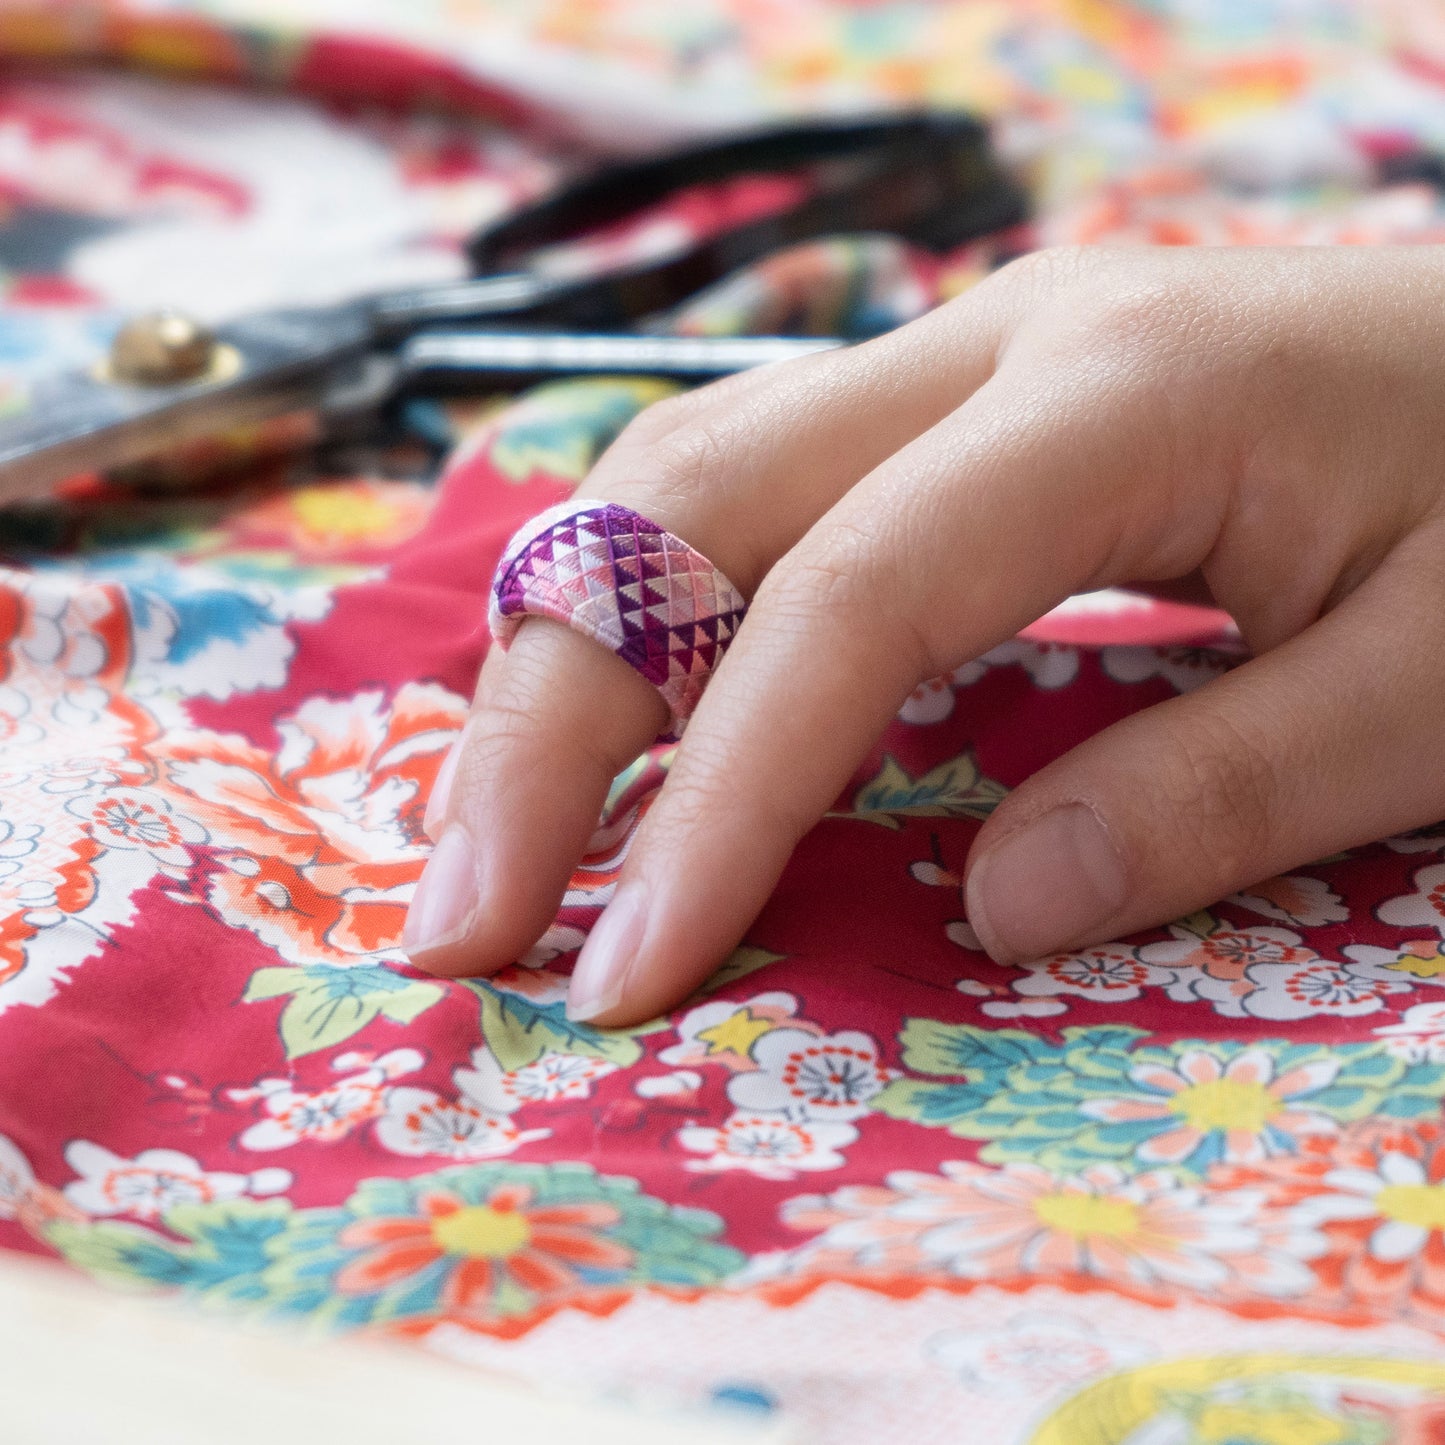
7,4,1445,1444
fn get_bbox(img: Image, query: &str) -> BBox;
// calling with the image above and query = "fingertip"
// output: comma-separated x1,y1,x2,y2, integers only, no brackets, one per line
565,886,645,1023
403,825,482,964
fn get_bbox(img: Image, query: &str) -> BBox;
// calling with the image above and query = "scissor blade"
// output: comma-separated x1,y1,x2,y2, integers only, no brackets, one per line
0,305,371,504
399,331,844,383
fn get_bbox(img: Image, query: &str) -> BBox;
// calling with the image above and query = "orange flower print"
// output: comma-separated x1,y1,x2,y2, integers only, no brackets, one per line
158,683,464,966
781,1160,1315,1298
334,1183,631,1316
49,1166,742,1329
1222,1120,1445,1319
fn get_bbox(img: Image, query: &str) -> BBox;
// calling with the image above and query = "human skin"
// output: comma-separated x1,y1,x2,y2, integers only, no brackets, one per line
402,245,1445,1026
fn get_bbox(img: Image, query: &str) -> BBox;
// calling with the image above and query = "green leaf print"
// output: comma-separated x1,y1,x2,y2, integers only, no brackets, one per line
243,965,444,1059
463,978,665,1072
842,752,1008,830
895,1018,1077,1077
49,1199,293,1302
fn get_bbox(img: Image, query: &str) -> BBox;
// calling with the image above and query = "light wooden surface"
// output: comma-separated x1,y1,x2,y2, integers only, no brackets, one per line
0,1249,795,1445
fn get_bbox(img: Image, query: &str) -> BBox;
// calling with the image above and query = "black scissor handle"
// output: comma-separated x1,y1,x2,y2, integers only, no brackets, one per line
467,114,1009,271
374,113,1026,337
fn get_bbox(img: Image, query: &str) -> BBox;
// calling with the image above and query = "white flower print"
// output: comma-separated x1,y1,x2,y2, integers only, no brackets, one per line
981,998,1070,1019
372,1088,546,1161
1099,645,1235,693
1077,1046,1341,1168
634,1070,702,1100
727,1028,894,1122
0,682,46,753
0,1134,36,1220
780,1161,1316,1297
945,919,984,953
67,786,207,875
678,1113,858,1180
456,1047,618,1112
1139,922,1410,1020
1377,862,1445,936
229,1048,424,1149
927,1311,1150,1394
1374,1002,1445,1064
0,817,41,881
518,922,586,968
1011,944,1164,1004
1385,827,1445,855
1343,939,1445,991
899,641,1079,724
1229,874,1348,928
63,1142,289,1221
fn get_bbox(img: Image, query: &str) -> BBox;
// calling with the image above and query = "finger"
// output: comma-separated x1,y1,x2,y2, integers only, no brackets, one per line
404,287,1021,978
404,619,666,975
565,355,1233,1025
963,532,1445,964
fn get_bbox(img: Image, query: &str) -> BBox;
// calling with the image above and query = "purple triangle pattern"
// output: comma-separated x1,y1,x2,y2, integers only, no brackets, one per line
488,500,747,739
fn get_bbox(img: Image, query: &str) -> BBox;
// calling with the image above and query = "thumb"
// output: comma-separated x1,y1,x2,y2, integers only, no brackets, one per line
964,540,1445,963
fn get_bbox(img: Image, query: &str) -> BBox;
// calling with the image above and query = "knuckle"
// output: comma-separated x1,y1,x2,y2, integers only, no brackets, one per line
981,244,1089,303
600,411,751,524
757,532,877,627
459,698,540,778
754,524,935,677
1162,709,1284,875
606,388,704,453
646,414,739,496
662,747,812,847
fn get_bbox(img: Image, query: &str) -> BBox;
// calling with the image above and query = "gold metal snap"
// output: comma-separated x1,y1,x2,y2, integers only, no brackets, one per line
100,312,234,387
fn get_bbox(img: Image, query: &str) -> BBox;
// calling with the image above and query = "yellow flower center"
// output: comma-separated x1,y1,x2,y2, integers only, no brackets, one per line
1374,1183,1445,1231
1169,1078,1280,1134
1032,1190,1140,1239
430,1205,531,1259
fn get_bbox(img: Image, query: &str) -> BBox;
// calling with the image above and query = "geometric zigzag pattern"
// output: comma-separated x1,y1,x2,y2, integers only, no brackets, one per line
489,500,747,739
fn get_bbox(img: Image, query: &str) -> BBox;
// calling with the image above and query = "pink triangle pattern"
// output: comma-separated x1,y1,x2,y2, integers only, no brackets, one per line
489,500,747,739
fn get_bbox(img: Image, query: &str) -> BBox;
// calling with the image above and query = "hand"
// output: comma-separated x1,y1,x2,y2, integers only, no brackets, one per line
404,244,1445,1025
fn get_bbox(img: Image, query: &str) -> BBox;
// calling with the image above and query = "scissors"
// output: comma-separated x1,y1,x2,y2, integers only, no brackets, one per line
0,113,1025,504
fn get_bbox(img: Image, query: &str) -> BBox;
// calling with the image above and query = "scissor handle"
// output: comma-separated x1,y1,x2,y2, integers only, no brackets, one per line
467,113,1010,273
367,113,1025,336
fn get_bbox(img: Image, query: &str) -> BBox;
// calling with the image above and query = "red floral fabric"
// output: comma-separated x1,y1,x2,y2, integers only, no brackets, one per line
5,6,1445,1444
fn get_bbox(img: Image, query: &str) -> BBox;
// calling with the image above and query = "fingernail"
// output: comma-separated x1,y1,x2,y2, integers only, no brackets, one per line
423,724,469,841
966,804,1127,964
404,825,481,959
568,888,646,1023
